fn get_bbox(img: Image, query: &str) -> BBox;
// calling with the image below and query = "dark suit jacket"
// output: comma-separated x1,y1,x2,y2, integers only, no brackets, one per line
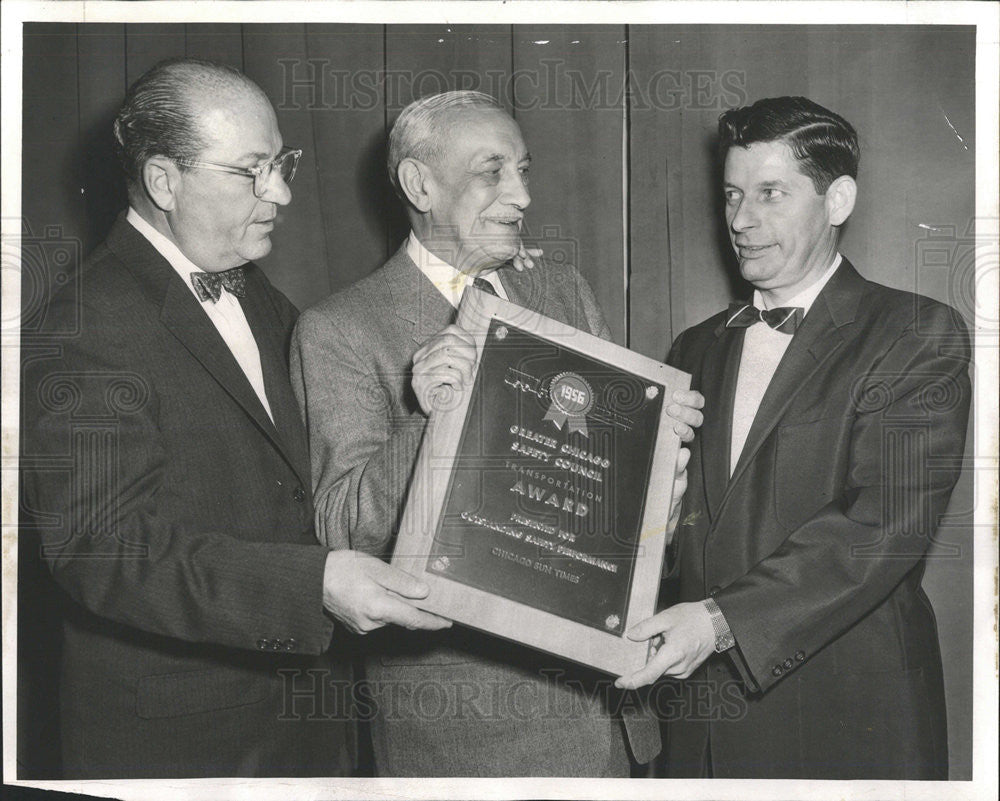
290,245,661,776
21,215,350,778
664,259,971,779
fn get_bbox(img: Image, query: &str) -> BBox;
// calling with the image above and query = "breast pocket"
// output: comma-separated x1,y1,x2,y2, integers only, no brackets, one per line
773,414,850,531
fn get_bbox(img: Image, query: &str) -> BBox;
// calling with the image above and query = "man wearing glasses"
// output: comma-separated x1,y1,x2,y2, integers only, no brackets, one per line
22,57,448,779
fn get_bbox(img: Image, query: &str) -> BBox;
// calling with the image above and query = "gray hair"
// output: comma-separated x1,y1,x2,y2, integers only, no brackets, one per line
113,57,265,188
387,90,504,196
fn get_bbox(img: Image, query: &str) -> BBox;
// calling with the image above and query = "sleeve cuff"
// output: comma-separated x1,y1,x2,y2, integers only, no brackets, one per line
703,596,736,652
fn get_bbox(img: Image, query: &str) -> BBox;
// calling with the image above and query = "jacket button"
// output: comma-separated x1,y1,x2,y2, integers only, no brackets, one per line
783,658,793,670
285,638,297,651
772,665,783,677
795,650,805,662
708,585,721,596
293,487,306,502
256,639,268,650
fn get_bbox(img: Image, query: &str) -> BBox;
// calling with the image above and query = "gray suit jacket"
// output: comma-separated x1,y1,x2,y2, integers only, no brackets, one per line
291,244,660,776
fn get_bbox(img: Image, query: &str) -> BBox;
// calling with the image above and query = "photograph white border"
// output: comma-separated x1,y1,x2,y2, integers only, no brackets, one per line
3,3,997,800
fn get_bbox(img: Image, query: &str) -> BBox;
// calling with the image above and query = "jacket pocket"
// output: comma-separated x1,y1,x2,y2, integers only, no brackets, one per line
136,668,270,719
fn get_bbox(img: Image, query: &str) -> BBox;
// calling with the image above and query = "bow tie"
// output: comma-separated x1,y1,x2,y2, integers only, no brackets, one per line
726,301,804,335
190,268,247,303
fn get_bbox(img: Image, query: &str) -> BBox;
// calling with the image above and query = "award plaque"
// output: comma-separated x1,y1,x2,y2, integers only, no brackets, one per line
392,288,690,675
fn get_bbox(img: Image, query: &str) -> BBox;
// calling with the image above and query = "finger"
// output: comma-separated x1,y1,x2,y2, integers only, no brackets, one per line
367,560,430,599
626,613,671,643
676,447,691,475
672,389,705,409
672,471,688,500
615,649,682,690
416,366,472,399
412,327,476,363
414,350,476,385
413,337,460,366
377,596,453,631
438,325,476,348
666,402,704,429
512,245,530,272
673,421,694,443
416,343,478,378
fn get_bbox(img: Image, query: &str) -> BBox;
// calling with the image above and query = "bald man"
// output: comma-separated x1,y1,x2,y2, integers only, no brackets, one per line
22,57,447,779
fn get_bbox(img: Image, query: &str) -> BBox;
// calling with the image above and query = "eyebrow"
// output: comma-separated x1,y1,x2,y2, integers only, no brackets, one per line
478,152,532,164
237,150,276,165
724,178,790,191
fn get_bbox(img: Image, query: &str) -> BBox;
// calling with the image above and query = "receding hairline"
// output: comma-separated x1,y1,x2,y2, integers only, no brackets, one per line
185,78,276,157
165,60,272,142
424,104,522,159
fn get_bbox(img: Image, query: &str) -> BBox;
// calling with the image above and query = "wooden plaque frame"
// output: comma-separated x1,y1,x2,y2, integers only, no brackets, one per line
392,288,690,676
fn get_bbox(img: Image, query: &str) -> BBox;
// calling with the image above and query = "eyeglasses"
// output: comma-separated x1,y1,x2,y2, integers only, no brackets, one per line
174,146,302,198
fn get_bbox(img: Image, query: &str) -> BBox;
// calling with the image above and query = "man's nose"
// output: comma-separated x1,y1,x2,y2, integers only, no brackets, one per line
260,170,292,206
502,172,531,210
729,198,757,232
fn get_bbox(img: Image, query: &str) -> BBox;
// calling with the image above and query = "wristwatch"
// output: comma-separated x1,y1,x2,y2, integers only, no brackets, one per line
704,596,736,653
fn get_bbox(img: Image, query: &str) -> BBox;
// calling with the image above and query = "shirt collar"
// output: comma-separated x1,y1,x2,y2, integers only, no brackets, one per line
126,207,210,298
406,231,503,308
753,253,843,315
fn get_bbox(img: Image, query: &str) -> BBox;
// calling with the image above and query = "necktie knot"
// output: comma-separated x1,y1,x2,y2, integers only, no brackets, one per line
726,301,804,335
191,267,247,303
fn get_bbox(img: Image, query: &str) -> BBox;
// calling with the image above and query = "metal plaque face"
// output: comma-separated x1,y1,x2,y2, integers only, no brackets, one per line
426,320,664,634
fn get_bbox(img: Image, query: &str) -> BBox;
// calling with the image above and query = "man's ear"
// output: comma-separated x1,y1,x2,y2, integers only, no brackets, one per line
825,175,857,227
397,158,434,213
142,157,181,212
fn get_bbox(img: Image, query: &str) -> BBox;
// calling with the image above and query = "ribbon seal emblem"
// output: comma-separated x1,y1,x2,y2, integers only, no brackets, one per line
544,372,593,436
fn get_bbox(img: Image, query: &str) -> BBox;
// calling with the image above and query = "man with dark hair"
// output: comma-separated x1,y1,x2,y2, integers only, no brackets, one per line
22,57,448,779
616,96,971,779
291,90,702,776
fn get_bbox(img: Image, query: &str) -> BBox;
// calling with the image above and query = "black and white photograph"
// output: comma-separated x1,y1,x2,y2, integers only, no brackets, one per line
2,2,997,799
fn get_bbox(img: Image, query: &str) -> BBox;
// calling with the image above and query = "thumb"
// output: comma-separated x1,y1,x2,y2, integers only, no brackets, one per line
676,447,691,474
626,613,667,642
368,559,430,599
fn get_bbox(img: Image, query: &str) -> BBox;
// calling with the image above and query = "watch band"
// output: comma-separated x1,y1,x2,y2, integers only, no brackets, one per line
704,596,736,653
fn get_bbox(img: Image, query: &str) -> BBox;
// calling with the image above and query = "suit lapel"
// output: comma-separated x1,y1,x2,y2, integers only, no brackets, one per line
497,265,535,311
699,323,744,519
498,262,573,328
158,278,279,436
723,261,865,504
384,244,457,348
238,277,311,488
106,216,304,480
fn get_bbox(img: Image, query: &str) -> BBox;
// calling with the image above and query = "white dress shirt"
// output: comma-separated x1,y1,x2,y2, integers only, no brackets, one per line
729,254,842,474
126,208,274,423
406,231,509,308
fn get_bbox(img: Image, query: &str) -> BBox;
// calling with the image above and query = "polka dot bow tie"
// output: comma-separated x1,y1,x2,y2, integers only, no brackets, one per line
190,267,247,303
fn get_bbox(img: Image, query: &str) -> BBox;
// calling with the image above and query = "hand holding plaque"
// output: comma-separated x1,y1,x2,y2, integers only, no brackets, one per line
411,324,478,415
393,288,692,675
